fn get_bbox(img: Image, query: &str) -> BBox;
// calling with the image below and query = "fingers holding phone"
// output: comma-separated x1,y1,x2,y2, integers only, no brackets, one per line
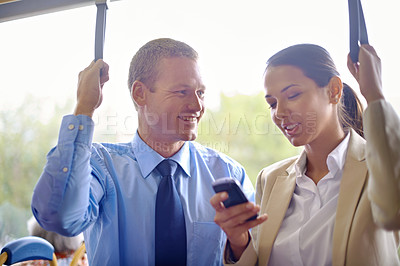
210,190,267,235
211,178,267,224
211,192,260,225
210,178,268,258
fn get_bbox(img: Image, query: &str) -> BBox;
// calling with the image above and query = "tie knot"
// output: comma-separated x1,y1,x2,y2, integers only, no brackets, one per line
156,159,178,177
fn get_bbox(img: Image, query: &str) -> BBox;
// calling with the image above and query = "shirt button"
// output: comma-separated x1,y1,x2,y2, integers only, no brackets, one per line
79,125,84,130
62,167,68,173
68,124,75,130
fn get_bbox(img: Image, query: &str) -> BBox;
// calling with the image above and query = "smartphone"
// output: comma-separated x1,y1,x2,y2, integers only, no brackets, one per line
212,177,257,221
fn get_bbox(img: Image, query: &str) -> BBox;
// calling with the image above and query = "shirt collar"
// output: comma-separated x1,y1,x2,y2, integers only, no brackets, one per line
326,132,350,177
295,151,307,177
131,132,191,179
295,132,351,178
169,141,191,178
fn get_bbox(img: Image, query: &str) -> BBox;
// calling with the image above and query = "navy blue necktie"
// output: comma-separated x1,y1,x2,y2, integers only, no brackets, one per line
155,159,187,266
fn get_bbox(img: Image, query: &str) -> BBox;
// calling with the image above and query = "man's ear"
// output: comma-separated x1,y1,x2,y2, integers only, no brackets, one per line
131,81,147,107
328,76,343,104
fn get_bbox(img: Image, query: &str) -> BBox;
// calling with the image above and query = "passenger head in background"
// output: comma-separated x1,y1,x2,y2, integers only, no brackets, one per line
27,216,83,254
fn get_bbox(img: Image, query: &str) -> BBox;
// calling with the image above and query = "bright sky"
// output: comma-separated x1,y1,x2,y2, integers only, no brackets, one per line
1,0,399,141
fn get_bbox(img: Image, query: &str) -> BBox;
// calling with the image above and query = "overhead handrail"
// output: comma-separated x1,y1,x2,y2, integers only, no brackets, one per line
95,0,108,61
348,0,369,62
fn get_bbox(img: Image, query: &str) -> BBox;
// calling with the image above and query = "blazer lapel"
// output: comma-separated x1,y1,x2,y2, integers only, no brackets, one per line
332,130,368,266
257,163,297,265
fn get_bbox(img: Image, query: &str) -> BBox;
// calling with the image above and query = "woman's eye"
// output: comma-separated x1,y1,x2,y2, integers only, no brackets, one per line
268,102,277,109
288,92,301,99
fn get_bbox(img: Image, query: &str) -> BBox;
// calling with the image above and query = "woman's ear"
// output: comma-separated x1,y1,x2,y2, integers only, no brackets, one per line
131,81,147,107
328,76,343,104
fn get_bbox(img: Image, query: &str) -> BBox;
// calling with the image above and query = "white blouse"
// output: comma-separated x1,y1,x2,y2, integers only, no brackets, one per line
268,133,350,266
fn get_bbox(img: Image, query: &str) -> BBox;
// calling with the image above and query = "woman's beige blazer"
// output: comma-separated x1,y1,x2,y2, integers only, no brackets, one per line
227,100,400,266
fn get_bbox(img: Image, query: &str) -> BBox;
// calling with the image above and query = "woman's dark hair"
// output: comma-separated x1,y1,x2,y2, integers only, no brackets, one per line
341,83,364,137
266,44,364,137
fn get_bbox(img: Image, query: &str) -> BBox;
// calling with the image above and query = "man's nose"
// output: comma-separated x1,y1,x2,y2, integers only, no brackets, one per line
187,93,203,111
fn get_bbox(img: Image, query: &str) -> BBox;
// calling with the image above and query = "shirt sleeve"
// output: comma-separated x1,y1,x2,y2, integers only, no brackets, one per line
223,236,258,266
364,100,400,230
240,169,255,204
31,114,104,236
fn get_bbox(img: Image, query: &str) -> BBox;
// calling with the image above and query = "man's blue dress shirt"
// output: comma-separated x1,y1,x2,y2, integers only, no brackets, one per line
31,115,255,265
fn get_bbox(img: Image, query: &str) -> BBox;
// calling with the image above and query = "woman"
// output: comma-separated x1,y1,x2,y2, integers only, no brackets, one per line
210,44,400,265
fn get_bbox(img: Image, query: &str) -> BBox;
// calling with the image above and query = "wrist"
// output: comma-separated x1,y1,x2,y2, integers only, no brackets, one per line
363,91,385,104
229,232,250,261
73,104,95,118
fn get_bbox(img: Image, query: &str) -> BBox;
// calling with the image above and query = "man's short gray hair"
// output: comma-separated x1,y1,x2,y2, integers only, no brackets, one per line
127,38,198,93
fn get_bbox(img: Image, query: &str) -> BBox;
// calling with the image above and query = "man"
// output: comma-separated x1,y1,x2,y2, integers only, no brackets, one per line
31,38,254,265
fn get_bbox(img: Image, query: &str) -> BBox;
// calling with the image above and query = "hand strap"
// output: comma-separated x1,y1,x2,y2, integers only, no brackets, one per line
348,0,369,62
95,0,108,61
